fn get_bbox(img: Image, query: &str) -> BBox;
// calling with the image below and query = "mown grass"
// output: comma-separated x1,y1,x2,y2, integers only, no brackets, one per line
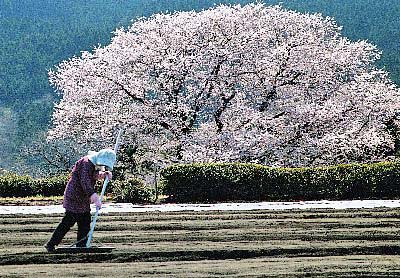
1,208,400,277
0,196,63,206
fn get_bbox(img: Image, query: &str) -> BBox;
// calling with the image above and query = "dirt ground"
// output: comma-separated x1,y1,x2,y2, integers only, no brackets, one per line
1,208,400,277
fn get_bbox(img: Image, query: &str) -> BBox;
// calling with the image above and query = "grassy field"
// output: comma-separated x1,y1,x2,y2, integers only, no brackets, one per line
1,208,400,277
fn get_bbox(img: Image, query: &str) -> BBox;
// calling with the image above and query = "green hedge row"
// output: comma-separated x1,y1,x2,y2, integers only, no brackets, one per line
0,173,155,203
0,174,68,198
160,162,400,202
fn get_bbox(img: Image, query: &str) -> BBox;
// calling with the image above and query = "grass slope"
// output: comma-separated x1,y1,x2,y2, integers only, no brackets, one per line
1,208,400,277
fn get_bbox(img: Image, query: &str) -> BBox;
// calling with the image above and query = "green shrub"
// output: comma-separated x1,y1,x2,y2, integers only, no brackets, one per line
160,163,265,202
0,174,35,197
0,173,68,198
33,175,68,197
112,178,154,204
160,161,400,203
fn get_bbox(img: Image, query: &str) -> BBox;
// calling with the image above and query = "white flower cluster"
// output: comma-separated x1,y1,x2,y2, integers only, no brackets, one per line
48,3,400,167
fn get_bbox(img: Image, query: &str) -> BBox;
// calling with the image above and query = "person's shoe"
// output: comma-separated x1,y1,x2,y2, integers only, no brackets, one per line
44,243,55,253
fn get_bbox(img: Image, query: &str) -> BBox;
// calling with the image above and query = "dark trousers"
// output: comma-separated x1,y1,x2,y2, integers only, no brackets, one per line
47,211,91,247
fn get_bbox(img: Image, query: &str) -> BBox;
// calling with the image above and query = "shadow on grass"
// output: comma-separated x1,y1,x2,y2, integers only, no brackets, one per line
2,245,400,265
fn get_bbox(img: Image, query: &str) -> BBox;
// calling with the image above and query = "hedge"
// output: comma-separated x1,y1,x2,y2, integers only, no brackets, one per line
0,174,68,198
2,160,399,202
0,174,35,197
0,173,153,203
112,178,155,204
160,161,400,202
33,175,69,197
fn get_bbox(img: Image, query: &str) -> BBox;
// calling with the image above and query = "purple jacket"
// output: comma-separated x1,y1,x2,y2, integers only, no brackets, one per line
63,156,96,213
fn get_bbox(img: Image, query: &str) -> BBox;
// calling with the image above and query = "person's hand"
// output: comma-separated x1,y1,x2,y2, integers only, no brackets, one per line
90,193,102,210
95,198,102,210
97,171,112,181
105,171,112,180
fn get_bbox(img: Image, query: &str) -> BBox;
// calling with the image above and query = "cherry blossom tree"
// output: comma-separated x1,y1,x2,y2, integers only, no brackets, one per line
48,3,400,168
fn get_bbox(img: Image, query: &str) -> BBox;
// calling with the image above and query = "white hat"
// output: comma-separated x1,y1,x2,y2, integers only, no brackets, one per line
87,148,117,170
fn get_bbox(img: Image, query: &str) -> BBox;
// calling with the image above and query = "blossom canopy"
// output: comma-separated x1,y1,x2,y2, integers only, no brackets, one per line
48,3,400,167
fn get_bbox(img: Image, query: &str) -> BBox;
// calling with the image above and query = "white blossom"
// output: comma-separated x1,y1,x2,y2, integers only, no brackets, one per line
48,3,400,167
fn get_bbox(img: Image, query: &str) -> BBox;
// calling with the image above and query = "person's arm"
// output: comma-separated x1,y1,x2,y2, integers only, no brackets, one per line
80,159,98,207
91,171,112,209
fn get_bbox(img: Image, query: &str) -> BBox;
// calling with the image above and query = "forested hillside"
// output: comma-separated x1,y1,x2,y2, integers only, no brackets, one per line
0,0,399,173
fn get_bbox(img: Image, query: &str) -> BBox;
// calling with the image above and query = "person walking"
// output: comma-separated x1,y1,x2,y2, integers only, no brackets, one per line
44,148,116,252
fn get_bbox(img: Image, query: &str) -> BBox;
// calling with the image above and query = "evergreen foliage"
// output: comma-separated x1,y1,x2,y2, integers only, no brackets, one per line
0,172,153,203
160,161,400,202
112,178,155,203
1,160,400,203
0,173,67,197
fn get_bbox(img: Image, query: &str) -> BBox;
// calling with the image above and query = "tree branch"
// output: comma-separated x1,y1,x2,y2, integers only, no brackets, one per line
95,74,145,104
214,91,236,132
